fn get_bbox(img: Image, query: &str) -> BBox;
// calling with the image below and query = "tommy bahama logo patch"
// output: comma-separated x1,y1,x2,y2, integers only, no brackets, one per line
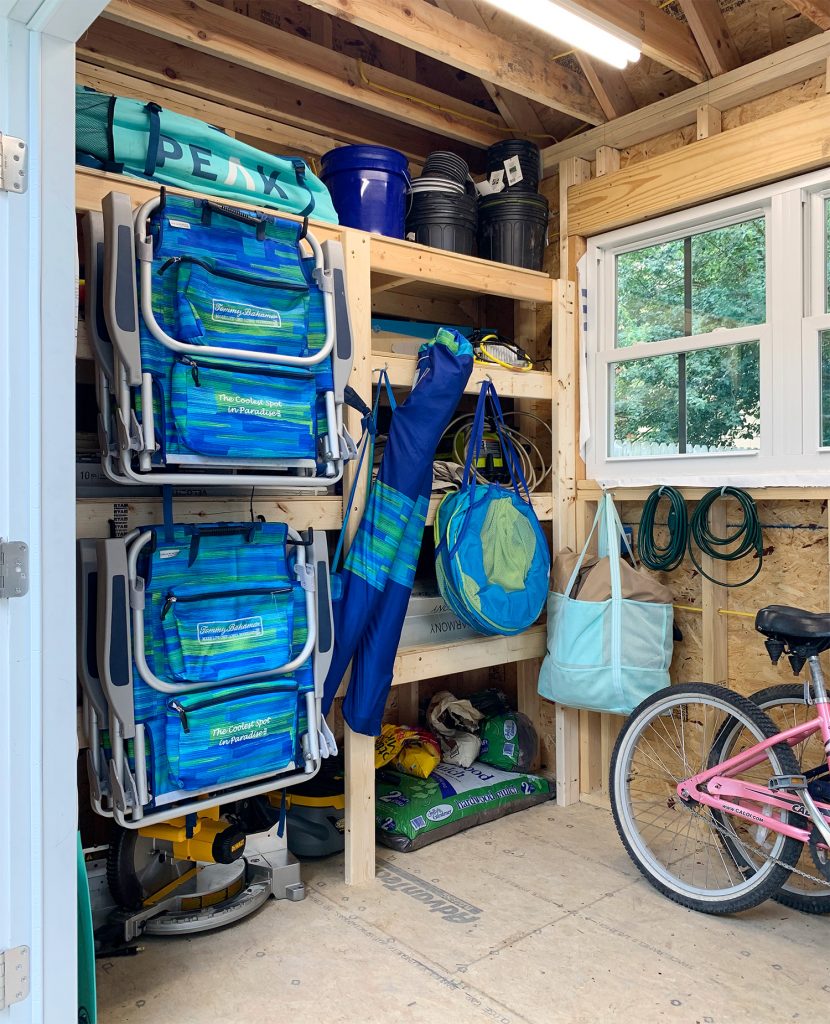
197,616,264,644
211,299,282,328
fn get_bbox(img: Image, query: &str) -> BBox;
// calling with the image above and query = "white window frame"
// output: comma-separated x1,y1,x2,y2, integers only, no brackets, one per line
585,165,830,486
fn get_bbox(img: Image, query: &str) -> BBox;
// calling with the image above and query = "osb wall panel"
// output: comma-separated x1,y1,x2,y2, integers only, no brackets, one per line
616,499,828,697
726,500,828,695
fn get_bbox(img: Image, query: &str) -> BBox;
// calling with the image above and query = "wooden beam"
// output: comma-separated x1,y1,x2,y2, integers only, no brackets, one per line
433,0,552,137
783,0,830,30
100,0,508,148
76,62,338,158
594,145,621,177
291,0,606,124
568,93,830,236
541,27,830,169
577,55,637,120
78,20,484,166
696,103,722,140
677,0,741,76
572,0,708,82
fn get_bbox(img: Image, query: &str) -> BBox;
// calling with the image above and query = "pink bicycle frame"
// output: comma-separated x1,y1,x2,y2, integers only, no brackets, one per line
679,698,830,846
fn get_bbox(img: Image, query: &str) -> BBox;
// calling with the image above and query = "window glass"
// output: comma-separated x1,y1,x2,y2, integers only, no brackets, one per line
691,220,765,334
615,218,765,347
616,240,685,347
611,342,760,457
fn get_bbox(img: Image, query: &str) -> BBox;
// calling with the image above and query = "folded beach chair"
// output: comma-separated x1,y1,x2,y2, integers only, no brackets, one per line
77,520,334,828
83,190,353,490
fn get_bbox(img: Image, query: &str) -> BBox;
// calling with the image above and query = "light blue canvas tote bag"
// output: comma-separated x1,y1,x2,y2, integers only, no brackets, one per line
538,493,673,716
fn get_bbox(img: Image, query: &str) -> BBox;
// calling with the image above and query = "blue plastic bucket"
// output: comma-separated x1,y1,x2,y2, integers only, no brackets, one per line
321,145,410,238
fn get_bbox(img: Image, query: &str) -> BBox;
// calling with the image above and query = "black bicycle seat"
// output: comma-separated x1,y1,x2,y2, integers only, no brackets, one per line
756,605,830,646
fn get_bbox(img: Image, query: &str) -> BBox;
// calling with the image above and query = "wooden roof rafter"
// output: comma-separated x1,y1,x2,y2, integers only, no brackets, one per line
432,0,553,137
569,0,709,82
677,0,742,76
289,0,607,124
101,0,510,147
782,0,830,30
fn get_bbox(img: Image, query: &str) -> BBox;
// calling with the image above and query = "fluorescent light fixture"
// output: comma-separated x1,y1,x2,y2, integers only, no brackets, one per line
481,0,641,69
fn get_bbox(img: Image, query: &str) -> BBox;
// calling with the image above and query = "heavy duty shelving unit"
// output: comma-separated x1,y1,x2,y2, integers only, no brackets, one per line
74,165,562,885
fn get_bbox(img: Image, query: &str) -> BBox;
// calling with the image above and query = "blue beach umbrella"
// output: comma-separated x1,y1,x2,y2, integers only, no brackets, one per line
322,328,473,735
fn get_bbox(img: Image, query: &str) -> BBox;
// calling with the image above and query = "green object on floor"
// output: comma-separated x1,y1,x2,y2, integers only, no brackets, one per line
77,834,97,1024
376,760,552,852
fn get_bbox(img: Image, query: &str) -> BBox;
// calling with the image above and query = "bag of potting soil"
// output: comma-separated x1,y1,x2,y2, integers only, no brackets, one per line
478,712,538,772
376,760,552,852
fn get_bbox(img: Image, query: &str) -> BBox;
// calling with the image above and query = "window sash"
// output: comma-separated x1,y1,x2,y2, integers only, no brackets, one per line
585,165,830,484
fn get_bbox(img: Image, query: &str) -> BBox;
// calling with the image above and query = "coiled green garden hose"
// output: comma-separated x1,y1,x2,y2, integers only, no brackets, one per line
688,486,763,587
637,485,688,572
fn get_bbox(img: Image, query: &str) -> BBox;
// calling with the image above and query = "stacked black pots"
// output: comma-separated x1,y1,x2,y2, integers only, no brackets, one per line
406,151,478,256
478,140,549,271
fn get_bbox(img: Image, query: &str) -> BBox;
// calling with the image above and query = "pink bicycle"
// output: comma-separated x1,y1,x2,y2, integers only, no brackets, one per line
610,605,830,914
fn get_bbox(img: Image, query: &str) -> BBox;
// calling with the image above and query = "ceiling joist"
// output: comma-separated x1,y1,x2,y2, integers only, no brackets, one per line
677,0,742,76
101,0,508,147
571,0,709,83
432,0,552,137
78,20,481,164
576,55,637,120
290,0,606,124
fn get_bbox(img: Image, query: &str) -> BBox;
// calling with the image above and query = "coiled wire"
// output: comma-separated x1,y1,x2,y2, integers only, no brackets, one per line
637,485,688,572
443,410,552,492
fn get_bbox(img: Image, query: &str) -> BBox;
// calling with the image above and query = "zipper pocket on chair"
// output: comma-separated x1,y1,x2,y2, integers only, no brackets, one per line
159,255,308,291
164,681,301,789
159,585,296,684
169,682,298,734
161,585,292,620
181,357,313,388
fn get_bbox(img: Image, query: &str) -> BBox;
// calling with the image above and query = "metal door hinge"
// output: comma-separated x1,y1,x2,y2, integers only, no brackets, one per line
0,946,30,1010
0,135,28,194
0,541,29,599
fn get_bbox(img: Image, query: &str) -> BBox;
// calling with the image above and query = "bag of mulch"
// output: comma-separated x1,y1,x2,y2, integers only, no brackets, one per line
478,712,538,772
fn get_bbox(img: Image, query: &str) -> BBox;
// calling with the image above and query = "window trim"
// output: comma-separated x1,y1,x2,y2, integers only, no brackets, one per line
585,165,830,485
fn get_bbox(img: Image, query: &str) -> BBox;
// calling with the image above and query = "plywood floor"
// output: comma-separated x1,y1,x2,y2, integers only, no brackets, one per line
96,802,830,1024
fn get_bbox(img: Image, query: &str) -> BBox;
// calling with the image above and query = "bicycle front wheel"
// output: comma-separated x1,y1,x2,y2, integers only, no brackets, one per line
610,683,803,915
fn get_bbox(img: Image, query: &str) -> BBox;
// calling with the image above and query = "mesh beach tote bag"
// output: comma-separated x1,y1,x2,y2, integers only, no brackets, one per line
538,493,673,716
434,380,550,636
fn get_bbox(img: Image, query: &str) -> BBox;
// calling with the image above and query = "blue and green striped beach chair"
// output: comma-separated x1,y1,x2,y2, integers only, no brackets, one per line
77,520,334,828
83,189,353,489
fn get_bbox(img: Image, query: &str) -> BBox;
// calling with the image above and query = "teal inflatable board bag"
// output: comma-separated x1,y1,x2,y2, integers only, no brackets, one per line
76,87,338,223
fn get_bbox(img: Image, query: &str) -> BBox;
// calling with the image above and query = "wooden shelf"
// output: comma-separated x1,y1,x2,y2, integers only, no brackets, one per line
370,234,553,304
391,623,546,687
76,495,344,536
378,350,552,400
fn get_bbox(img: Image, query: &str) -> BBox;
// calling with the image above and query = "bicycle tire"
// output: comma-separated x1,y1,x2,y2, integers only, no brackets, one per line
711,684,830,915
610,683,802,915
